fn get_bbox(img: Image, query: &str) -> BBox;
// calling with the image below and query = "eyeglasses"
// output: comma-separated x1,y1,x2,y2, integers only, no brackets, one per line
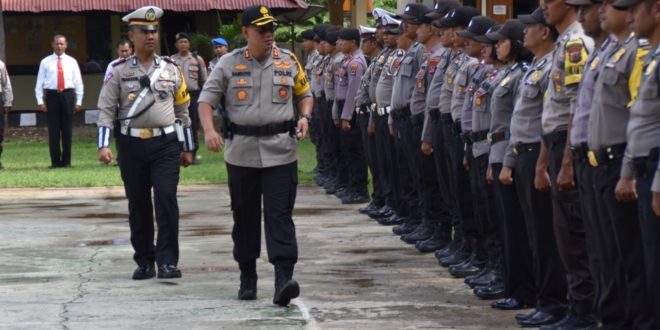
251,24,275,34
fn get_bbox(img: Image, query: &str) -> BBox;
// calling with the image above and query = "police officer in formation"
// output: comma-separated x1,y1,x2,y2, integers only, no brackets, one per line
307,0,659,327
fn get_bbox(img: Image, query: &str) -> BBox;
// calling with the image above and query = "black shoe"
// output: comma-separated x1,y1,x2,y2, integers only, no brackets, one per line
518,310,564,328
368,205,394,219
238,278,257,300
157,264,182,279
435,239,462,260
448,255,485,277
132,264,156,280
377,213,406,226
342,192,370,204
491,297,533,310
516,309,539,322
334,186,349,198
415,236,449,253
359,202,380,214
401,223,434,244
439,248,471,267
465,267,496,288
539,313,596,330
392,220,421,236
474,280,505,300
273,265,300,306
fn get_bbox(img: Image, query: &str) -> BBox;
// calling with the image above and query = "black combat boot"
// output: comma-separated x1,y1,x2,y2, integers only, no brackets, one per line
238,261,257,300
273,264,300,306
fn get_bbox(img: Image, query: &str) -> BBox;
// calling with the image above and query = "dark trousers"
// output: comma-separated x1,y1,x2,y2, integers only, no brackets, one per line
492,163,535,303
591,158,653,328
334,100,350,188
337,102,368,193
117,133,181,267
431,116,459,238
0,111,5,157
546,139,594,314
45,89,75,167
374,113,398,209
227,161,299,266
188,91,201,156
465,146,487,260
474,153,501,265
313,96,327,174
634,152,660,329
393,113,422,221
358,111,383,204
323,99,339,180
412,113,444,227
441,120,473,245
575,157,627,326
513,144,568,313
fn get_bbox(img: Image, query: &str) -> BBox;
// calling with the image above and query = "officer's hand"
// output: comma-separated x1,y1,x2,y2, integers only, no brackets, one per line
98,147,113,164
341,119,351,132
3,106,10,114
204,129,224,152
181,152,193,167
38,104,47,112
367,121,375,136
421,142,433,156
535,168,552,192
296,118,309,141
486,164,493,185
557,163,575,191
463,155,469,171
653,192,660,217
74,105,81,113
615,177,637,202
499,166,513,185
333,119,340,128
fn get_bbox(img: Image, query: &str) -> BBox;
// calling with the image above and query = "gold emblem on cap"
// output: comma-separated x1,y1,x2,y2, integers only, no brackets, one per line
145,8,156,21
260,6,268,14
128,93,137,102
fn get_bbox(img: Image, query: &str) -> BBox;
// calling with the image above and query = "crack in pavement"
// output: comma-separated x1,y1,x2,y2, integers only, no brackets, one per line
58,245,101,330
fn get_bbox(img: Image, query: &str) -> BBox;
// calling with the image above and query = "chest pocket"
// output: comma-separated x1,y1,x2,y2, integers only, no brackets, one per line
273,76,293,104
522,83,540,100
123,83,141,106
154,79,175,101
455,73,468,90
494,84,510,98
474,89,487,112
601,66,620,86
398,57,414,77
188,65,199,80
230,77,253,106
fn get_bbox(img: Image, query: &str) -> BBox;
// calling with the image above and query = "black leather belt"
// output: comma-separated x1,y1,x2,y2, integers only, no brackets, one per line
542,130,567,148
513,142,540,156
570,143,589,162
46,88,74,93
461,132,472,144
230,121,295,137
471,130,489,143
632,147,660,176
430,109,440,121
390,106,410,120
440,113,453,124
587,143,626,168
488,131,510,145
452,120,462,135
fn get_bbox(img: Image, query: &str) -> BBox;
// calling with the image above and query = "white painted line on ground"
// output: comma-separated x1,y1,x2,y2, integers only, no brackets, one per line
294,298,319,330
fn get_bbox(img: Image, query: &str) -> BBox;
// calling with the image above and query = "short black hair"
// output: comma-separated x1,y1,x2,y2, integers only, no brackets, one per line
116,38,131,48
508,39,533,63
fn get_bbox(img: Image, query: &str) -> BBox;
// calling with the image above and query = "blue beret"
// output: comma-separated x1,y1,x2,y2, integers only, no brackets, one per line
212,38,228,46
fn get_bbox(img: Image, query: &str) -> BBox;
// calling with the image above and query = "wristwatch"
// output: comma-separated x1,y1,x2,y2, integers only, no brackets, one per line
300,114,312,121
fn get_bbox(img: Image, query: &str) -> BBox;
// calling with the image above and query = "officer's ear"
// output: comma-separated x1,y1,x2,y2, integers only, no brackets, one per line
127,29,135,43
242,27,250,40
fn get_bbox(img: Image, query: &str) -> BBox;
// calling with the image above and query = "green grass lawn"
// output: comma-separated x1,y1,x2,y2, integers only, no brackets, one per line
0,138,318,188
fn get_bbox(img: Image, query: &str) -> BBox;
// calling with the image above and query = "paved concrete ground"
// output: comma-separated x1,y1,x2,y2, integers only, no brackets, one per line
0,185,526,329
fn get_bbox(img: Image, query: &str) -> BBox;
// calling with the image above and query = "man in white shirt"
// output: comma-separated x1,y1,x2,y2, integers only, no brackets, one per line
0,59,13,170
35,34,84,168
104,38,133,79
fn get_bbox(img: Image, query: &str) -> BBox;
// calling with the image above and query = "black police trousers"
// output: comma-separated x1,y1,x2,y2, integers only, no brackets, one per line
474,152,501,266
393,112,422,221
313,96,327,173
188,91,201,156
574,156,627,327
322,99,338,180
45,89,75,167
635,151,660,329
117,132,181,267
411,113,445,229
491,163,535,303
430,115,460,238
0,110,5,158
358,111,384,205
465,146,487,261
337,100,368,194
373,113,399,210
546,138,594,314
513,143,567,313
227,161,298,266
591,157,653,328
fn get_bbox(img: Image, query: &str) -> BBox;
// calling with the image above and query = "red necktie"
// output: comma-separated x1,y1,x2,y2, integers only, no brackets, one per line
57,56,64,92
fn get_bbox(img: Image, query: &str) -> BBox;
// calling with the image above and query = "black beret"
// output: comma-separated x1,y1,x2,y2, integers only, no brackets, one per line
338,28,361,44
325,27,341,45
175,32,189,41
301,29,316,40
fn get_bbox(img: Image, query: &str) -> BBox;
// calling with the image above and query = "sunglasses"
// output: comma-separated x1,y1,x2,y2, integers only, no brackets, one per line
251,24,275,34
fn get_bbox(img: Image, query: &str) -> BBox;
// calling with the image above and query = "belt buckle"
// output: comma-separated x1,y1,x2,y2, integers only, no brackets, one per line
370,104,376,112
513,147,519,156
139,128,153,139
487,132,493,145
587,150,598,167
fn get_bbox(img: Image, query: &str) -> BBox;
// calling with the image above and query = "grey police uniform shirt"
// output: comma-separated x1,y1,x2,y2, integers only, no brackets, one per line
171,53,207,92
369,48,391,105
355,55,374,109
451,55,480,122
504,52,553,168
375,48,401,108
209,56,222,72
588,34,649,150
97,55,191,134
471,65,506,159
439,50,464,115
391,42,424,111
0,60,13,107
339,50,368,120
197,46,313,168
305,49,319,90
411,43,444,117
324,52,345,102
542,21,595,135
571,38,613,146
421,48,456,143
463,63,495,133
621,45,660,192
311,54,327,97
489,62,526,164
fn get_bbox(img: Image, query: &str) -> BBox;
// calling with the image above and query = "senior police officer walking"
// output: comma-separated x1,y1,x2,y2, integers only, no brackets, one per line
197,5,313,307
0,58,13,170
97,6,194,280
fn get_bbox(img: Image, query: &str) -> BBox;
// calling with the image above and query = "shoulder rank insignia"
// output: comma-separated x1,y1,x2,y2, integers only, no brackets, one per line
590,56,600,71
645,59,657,76
612,48,626,64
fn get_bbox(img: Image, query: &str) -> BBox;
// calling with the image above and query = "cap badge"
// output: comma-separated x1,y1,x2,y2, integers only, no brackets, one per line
260,6,268,15
145,8,156,21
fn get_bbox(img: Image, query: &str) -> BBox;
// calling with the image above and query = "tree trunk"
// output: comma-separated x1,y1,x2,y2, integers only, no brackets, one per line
327,0,343,26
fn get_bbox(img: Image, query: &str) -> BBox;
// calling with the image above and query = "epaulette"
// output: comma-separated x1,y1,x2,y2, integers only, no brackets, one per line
396,49,404,57
521,62,530,72
112,57,129,67
279,48,293,56
536,58,548,69
161,56,178,66
638,38,650,49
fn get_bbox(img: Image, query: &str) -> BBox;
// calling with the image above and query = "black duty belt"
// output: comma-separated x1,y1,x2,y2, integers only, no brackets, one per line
230,121,295,137
587,143,626,168
390,106,410,120
440,113,453,124
429,109,440,121
461,132,472,145
632,147,660,177
487,131,510,145
470,130,489,143
46,88,74,93
452,120,462,136
542,130,567,148
570,143,589,162
513,142,540,156
411,112,424,126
